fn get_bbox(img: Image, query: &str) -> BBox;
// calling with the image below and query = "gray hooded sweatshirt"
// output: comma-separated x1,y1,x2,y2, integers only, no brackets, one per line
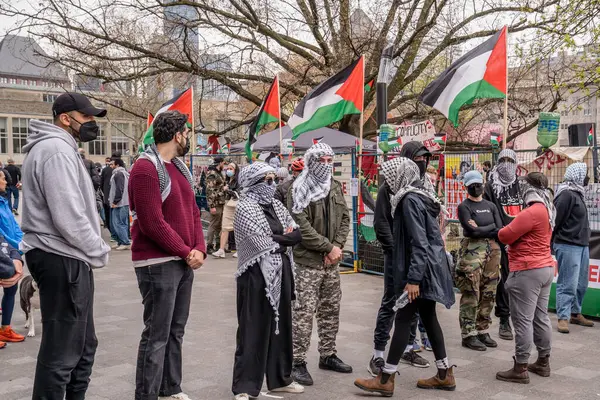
21,120,110,268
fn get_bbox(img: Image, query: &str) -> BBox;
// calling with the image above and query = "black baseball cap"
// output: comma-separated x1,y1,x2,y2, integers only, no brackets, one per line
52,92,107,118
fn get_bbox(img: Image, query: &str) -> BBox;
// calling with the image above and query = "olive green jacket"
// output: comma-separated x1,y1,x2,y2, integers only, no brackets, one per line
287,179,350,267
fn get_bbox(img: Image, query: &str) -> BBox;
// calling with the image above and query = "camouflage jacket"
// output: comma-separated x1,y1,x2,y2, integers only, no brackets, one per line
206,168,226,208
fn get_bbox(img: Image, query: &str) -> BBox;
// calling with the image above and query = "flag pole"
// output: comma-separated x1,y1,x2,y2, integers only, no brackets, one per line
358,55,365,183
191,85,196,155
276,75,283,157
503,26,508,149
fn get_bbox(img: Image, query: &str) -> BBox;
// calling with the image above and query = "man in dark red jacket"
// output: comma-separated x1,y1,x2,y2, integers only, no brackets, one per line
129,110,205,400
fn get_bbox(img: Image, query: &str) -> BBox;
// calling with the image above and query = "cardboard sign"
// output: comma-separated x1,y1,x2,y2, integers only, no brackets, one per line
395,120,441,152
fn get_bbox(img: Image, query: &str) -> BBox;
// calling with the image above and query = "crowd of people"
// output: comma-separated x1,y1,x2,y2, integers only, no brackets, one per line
0,91,595,400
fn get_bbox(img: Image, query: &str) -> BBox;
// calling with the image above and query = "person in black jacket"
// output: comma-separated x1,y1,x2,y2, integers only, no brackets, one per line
5,159,21,215
456,171,502,351
368,142,432,377
355,157,456,396
553,162,594,333
78,148,100,190
483,148,522,340
101,155,117,240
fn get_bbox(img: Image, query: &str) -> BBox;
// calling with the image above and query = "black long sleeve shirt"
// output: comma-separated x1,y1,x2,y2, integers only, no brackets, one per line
553,190,590,246
457,198,503,239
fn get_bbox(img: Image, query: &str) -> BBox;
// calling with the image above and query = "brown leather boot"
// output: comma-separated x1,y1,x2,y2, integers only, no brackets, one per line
527,354,550,377
354,372,396,397
571,314,595,327
416,366,456,391
557,319,569,333
496,356,530,384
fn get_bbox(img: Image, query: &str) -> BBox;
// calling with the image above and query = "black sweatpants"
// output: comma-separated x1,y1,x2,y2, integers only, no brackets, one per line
232,258,294,397
494,247,510,319
135,261,194,400
26,249,97,400
386,299,446,366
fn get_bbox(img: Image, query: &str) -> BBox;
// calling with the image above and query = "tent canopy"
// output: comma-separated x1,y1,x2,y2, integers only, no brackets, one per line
230,126,376,153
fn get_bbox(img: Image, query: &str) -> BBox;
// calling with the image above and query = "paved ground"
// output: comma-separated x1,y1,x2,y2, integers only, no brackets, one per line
2,241,600,399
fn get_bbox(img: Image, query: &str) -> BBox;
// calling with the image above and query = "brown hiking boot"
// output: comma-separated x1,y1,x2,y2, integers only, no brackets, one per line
416,366,456,391
557,319,569,334
570,314,594,327
496,356,530,384
527,354,550,377
354,372,396,397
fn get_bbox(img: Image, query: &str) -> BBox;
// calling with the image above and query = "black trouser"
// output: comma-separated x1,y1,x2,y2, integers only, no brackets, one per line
26,249,97,400
103,203,113,236
494,246,510,320
135,261,194,400
232,257,294,397
373,252,419,352
387,299,446,366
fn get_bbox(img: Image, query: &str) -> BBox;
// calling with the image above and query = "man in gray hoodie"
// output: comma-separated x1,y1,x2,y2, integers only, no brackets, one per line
21,92,111,400
108,157,131,250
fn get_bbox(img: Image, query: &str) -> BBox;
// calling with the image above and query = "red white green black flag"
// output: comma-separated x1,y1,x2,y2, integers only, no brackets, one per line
245,77,281,160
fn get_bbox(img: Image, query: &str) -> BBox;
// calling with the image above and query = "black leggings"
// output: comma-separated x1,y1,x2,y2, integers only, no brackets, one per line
387,299,447,365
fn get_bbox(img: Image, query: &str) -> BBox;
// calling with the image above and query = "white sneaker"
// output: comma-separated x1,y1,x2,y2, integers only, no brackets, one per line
111,243,119,249
212,248,226,258
234,394,249,400
115,245,131,251
159,393,192,400
233,252,238,258
270,381,305,393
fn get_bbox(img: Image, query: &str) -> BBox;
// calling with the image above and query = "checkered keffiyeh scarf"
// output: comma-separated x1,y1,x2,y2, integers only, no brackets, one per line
520,179,556,230
489,149,518,198
138,144,193,201
381,157,445,217
555,162,587,199
291,142,335,214
234,163,298,334
239,162,277,204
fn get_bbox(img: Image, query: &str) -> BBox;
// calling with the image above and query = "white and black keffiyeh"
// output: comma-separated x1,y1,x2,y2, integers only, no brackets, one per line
489,149,518,198
381,157,445,216
555,162,587,199
234,162,298,334
520,179,556,230
291,142,335,214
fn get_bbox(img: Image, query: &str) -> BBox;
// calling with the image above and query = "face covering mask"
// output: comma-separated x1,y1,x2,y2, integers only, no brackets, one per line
265,177,274,186
69,117,99,143
414,160,427,178
226,170,234,178
584,176,590,187
467,184,484,197
177,135,190,157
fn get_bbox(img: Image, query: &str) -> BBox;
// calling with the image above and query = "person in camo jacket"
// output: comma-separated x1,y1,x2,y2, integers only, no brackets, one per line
205,156,227,254
287,143,352,387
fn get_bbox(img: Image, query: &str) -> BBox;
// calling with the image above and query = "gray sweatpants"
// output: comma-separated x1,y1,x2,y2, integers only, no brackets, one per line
505,267,553,364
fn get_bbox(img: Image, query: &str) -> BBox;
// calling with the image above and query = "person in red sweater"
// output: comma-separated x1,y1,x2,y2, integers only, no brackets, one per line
129,110,206,400
495,172,555,385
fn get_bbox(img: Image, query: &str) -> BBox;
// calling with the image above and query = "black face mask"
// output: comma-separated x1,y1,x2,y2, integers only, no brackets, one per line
415,160,427,178
467,184,484,197
69,117,99,143
177,135,190,157
265,178,274,186
584,176,590,187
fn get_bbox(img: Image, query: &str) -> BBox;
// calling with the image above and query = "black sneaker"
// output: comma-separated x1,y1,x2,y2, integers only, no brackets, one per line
462,336,487,351
478,333,498,348
400,350,430,368
499,318,514,341
367,356,385,377
206,245,215,255
292,361,314,386
319,354,353,373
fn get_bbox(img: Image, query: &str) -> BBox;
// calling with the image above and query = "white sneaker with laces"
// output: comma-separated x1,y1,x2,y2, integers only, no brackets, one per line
212,248,226,258
115,245,131,251
270,381,305,393
159,393,192,400
233,394,249,400
233,252,238,258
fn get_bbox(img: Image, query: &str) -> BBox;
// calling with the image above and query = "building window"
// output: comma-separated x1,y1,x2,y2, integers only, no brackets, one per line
584,109,592,116
0,78,7,84
9,78,16,84
42,94,59,103
111,123,130,155
0,118,7,154
12,118,29,153
89,123,107,156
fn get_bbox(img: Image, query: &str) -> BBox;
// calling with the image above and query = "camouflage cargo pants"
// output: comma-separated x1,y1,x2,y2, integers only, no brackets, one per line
292,263,342,363
456,238,501,338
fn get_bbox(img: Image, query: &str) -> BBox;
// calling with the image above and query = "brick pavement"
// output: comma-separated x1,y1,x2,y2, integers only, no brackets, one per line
2,247,600,399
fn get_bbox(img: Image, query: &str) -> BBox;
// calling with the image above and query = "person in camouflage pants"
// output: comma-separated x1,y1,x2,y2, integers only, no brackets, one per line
456,170,503,351
205,156,227,252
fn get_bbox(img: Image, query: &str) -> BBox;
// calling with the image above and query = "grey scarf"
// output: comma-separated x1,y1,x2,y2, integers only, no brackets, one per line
520,180,556,230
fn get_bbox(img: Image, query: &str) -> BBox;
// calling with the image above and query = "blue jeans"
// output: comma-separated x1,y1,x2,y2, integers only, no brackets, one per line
554,243,590,320
111,206,131,246
7,186,19,211
2,284,18,326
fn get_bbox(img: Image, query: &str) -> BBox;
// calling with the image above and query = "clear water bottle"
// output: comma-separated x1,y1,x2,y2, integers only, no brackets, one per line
1,243,8,255
393,291,409,312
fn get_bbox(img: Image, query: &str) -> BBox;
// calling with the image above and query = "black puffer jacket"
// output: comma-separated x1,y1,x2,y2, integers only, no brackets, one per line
392,189,455,309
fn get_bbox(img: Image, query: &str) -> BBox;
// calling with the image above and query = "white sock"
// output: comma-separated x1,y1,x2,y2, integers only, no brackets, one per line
435,357,450,369
373,349,385,359
383,363,398,374
403,345,412,354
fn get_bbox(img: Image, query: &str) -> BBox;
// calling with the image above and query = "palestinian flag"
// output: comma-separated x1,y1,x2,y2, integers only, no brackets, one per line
434,133,447,146
246,77,280,160
313,137,324,145
139,88,194,152
147,112,154,129
420,26,507,126
359,179,377,242
364,79,374,92
288,56,364,139
491,132,502,147
588,126,594,146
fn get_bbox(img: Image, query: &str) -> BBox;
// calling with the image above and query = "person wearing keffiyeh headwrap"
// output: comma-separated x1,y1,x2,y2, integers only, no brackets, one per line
483,148,523,340
553,162,594,333
288,142,352,386
232,162,305,399
355,158,456,396
496,172,555,383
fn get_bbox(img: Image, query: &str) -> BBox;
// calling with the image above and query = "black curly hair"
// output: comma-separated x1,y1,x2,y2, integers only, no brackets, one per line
152,110,188,144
